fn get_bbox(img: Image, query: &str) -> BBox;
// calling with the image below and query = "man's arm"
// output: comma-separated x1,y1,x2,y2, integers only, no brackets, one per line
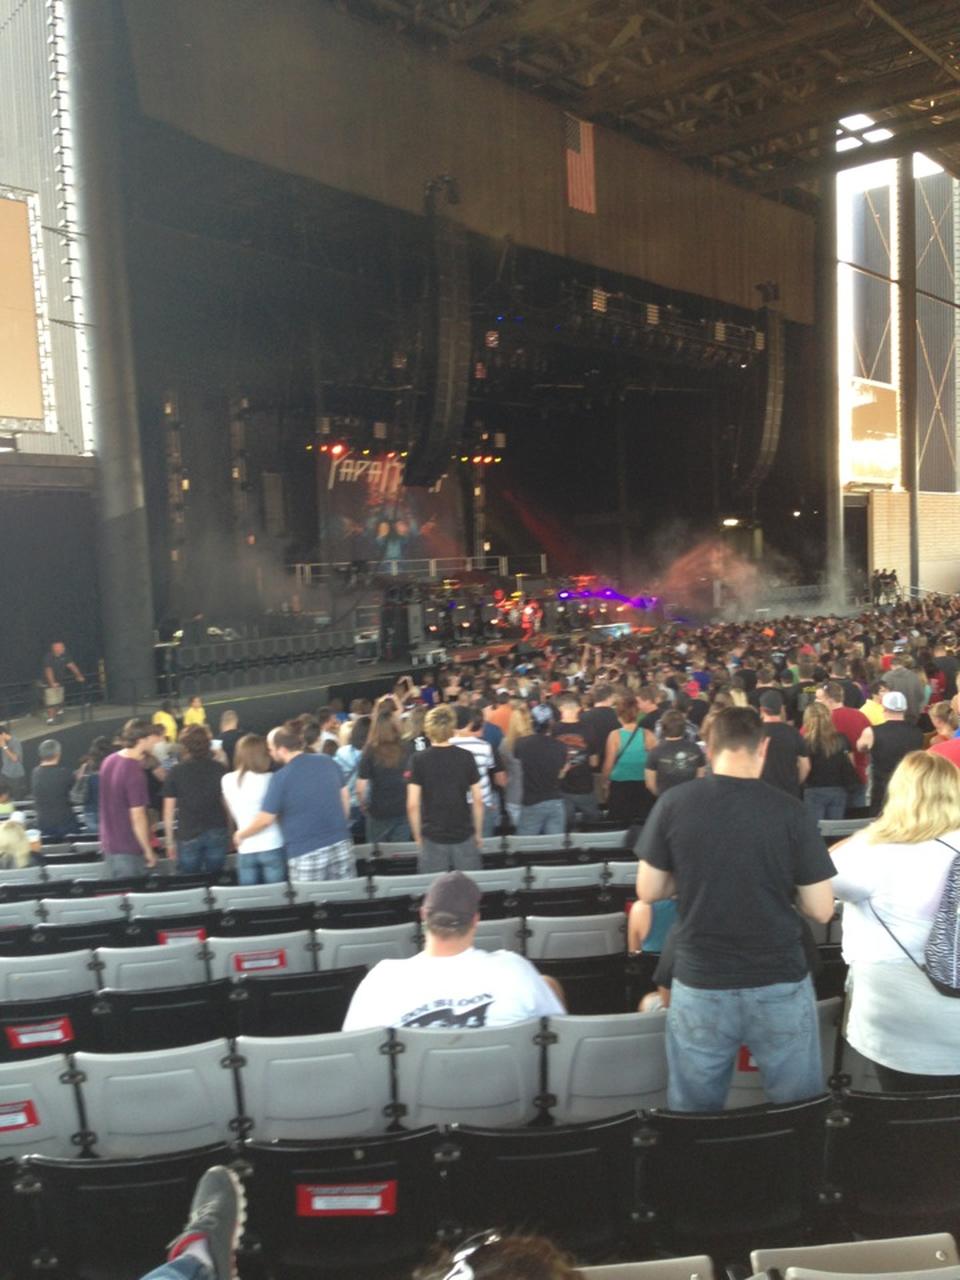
644,767,659,797
67,661,85,683
162,796,177,859
470,781,484,843
407,782,422,845
797,755,811,785
796,879,836,924
356,777,369,810
636,861,675,903
341,785,351,820
130,806,156,867
855,726,874,752
234,810,277,846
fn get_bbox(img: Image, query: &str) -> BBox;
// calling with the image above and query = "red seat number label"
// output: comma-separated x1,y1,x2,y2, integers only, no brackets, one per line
158,927,207,944
0,1099,39,1130
5,1017,74,1050
737,1045,759,1072
296,1181,397,1217
233,948,286,972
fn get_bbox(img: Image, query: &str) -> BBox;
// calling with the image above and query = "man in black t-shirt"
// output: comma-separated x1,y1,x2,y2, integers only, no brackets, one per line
31,739,75,839
759,690,810,799
580,684,619,768
637,706,836,1112
645,710,705,796
41,640,85,723
408,705,483,873
856,691,925,815
552,693,600,823
515,715,568,836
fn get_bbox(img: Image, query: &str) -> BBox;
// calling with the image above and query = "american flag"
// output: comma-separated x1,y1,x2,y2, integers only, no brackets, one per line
564,113,596,214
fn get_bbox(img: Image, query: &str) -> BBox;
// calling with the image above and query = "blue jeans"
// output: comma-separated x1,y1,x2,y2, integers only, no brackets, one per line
517,799,565,836
141,1256,211,1280
177,829,229,876
237,847,286,885
366,814,412,844
803,787,847,821
666,976,824,1111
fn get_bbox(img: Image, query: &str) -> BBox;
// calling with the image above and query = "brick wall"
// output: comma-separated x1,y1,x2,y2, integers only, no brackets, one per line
866,490,960,593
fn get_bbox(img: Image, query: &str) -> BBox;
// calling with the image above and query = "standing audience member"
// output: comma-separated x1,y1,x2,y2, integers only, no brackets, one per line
818,681,870,808
153,700,179,745
883,653,926,721
408,704,483,873
98,719,157,877
41,639,85,723
218,710,243,768
73,735,112,834
234,720,353,882
221,734,285,884
31,739,75,839
335,715,371,842
856,690,925,814
182,695,207,727
645,709,706,797
162,726,229,875
514,705,568,836
451,707,505,836
759,691,810,799
0,723,26,799
802,702,856,821
832,752,960,1091
602,693,657,824
357,712,412,844
637,706,836,1112
929,701,960,766
553,693,601,823
500,701,531,831
0,806,32,868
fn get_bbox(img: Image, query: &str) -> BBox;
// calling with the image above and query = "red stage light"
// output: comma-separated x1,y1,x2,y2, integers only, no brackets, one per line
472,455,482,464
330,444,345,456
483,455,493,464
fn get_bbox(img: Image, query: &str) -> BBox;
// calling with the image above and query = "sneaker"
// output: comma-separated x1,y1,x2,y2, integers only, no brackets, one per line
167,1165,246,1280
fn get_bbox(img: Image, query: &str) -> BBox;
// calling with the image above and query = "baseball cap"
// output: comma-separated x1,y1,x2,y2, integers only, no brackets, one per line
759,689,784,713
882,691,908,712
423,872,481,926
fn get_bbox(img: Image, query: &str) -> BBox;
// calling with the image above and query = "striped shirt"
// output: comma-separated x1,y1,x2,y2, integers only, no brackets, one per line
450,735,497,808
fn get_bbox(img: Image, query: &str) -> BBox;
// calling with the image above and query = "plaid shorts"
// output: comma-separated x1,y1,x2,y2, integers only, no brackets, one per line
287,838,356,883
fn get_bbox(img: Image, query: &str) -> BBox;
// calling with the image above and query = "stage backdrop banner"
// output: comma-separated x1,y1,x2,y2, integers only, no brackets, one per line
318,451,464,566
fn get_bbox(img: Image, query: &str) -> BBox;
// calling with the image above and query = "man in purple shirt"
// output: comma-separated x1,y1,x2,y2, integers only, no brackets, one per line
97,718,159,878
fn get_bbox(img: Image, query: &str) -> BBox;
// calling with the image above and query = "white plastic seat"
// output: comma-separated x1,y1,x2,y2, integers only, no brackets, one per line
67,862,108,881
125,888,210,918
569,830,633,851
75,1040,238,1156
205,930,316,980
0,898,42,928
314,922,419,971
0,1054,83,1158
394,1019,542,1127
471,866,525,894
581,1258,714,1279
472,917,524,954
525,913,626,960
548,1011,668,1122
752,1233,960,1277
374,842,420,857
236,1029,393,1139
725,997,842,1109
41,896,127,925
0,865,43,884
290,876,370,905
0,950,97,1001
70,842,101,854
527,863,605,891
95,941,208,991
209,882,290,912
371,873,436,899
604,860,640,886
506,834,569,853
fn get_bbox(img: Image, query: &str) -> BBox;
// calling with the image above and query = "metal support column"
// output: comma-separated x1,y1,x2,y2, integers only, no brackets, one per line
817,173,844,601
896,156,920,594
66,0,155,703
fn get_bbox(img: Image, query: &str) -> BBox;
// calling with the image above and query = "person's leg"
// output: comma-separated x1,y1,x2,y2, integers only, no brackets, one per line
742,976,825,1104
419,838,451,873
236,853,258,886
542,799,565,837
200,830,229,877
506,802,521,831
256,848,287,884
286,852,318,883
321,839,357,881
449,837,482,872
825,788,847,820
386,816,412,843
874,1062,960,1092
803,789,828,824
164,1164,245,1280
516,805,542,835
572,791,601,822
140,1258,212,1280
666,980,743,1111
106,852,146,878
177,836,202,876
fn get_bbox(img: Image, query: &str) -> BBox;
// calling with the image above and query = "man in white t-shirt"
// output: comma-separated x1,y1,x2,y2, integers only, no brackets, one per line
342,871,565,1030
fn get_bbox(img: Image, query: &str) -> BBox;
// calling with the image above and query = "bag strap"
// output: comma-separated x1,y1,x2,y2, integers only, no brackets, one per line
615,724,643,765
868,901,926,973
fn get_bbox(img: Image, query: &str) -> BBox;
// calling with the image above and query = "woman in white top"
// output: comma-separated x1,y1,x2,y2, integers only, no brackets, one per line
831,750,960,1091
221,735,286,884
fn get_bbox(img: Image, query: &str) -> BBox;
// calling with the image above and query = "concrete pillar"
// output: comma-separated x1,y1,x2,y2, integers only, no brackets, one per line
66,0,155,702
817,174,844,601
896,157,920,595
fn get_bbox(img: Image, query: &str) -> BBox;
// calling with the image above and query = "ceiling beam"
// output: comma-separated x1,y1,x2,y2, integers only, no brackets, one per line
750,115,960,192
449,0,586,62
860,0,960,85
672,64,953,157
580,4,858,116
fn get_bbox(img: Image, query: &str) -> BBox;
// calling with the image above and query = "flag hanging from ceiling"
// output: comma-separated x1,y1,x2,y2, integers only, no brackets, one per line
564,113,596,214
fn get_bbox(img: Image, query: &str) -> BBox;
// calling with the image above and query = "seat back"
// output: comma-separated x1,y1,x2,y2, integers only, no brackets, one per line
205,930,316,980
209,882,290,912
75,1040,238,1156
0,865,43,885
0,899,42,928
470,866,525,894
371,873,438,899
394,1019,542,1128
315,923,419,971
237,1029,394,1139
234,967,367,1038
0,949,97,1001
525,912,626,960
0,992,99,1060
535,953,630,1016
125,888,210,918
291,876,371,905
0,1054,83,1157
95,940,208,991
752,1232,960,1277
94,981,235,1051
473,917,524,954
40,895,127,925
548,1011,668,1122
527,863,605,891
605,860,640,886
580,1258,714,1280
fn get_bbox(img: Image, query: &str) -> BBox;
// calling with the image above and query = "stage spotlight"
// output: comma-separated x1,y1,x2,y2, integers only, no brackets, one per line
331,444,345,456
722,517,740,527
591,288,608,313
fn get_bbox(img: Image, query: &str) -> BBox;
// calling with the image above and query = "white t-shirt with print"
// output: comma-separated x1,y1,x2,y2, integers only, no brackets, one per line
342,946,564,1030
221,770,284,854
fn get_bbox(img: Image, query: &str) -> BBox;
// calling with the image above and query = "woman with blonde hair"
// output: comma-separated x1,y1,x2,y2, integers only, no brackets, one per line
832,751,960,1090
221,734,285,883
928,700,960,768
501,700,532,829
801,701,855,821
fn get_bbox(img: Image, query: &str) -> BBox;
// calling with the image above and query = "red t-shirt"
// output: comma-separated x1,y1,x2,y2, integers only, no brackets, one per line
929,738,960,768
831,706,871,783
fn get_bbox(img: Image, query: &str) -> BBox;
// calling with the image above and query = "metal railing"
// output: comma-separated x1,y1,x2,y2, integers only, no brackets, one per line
291,553,549,588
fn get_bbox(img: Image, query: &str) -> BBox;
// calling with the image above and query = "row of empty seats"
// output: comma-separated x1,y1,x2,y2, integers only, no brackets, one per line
4,1089,959,1279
